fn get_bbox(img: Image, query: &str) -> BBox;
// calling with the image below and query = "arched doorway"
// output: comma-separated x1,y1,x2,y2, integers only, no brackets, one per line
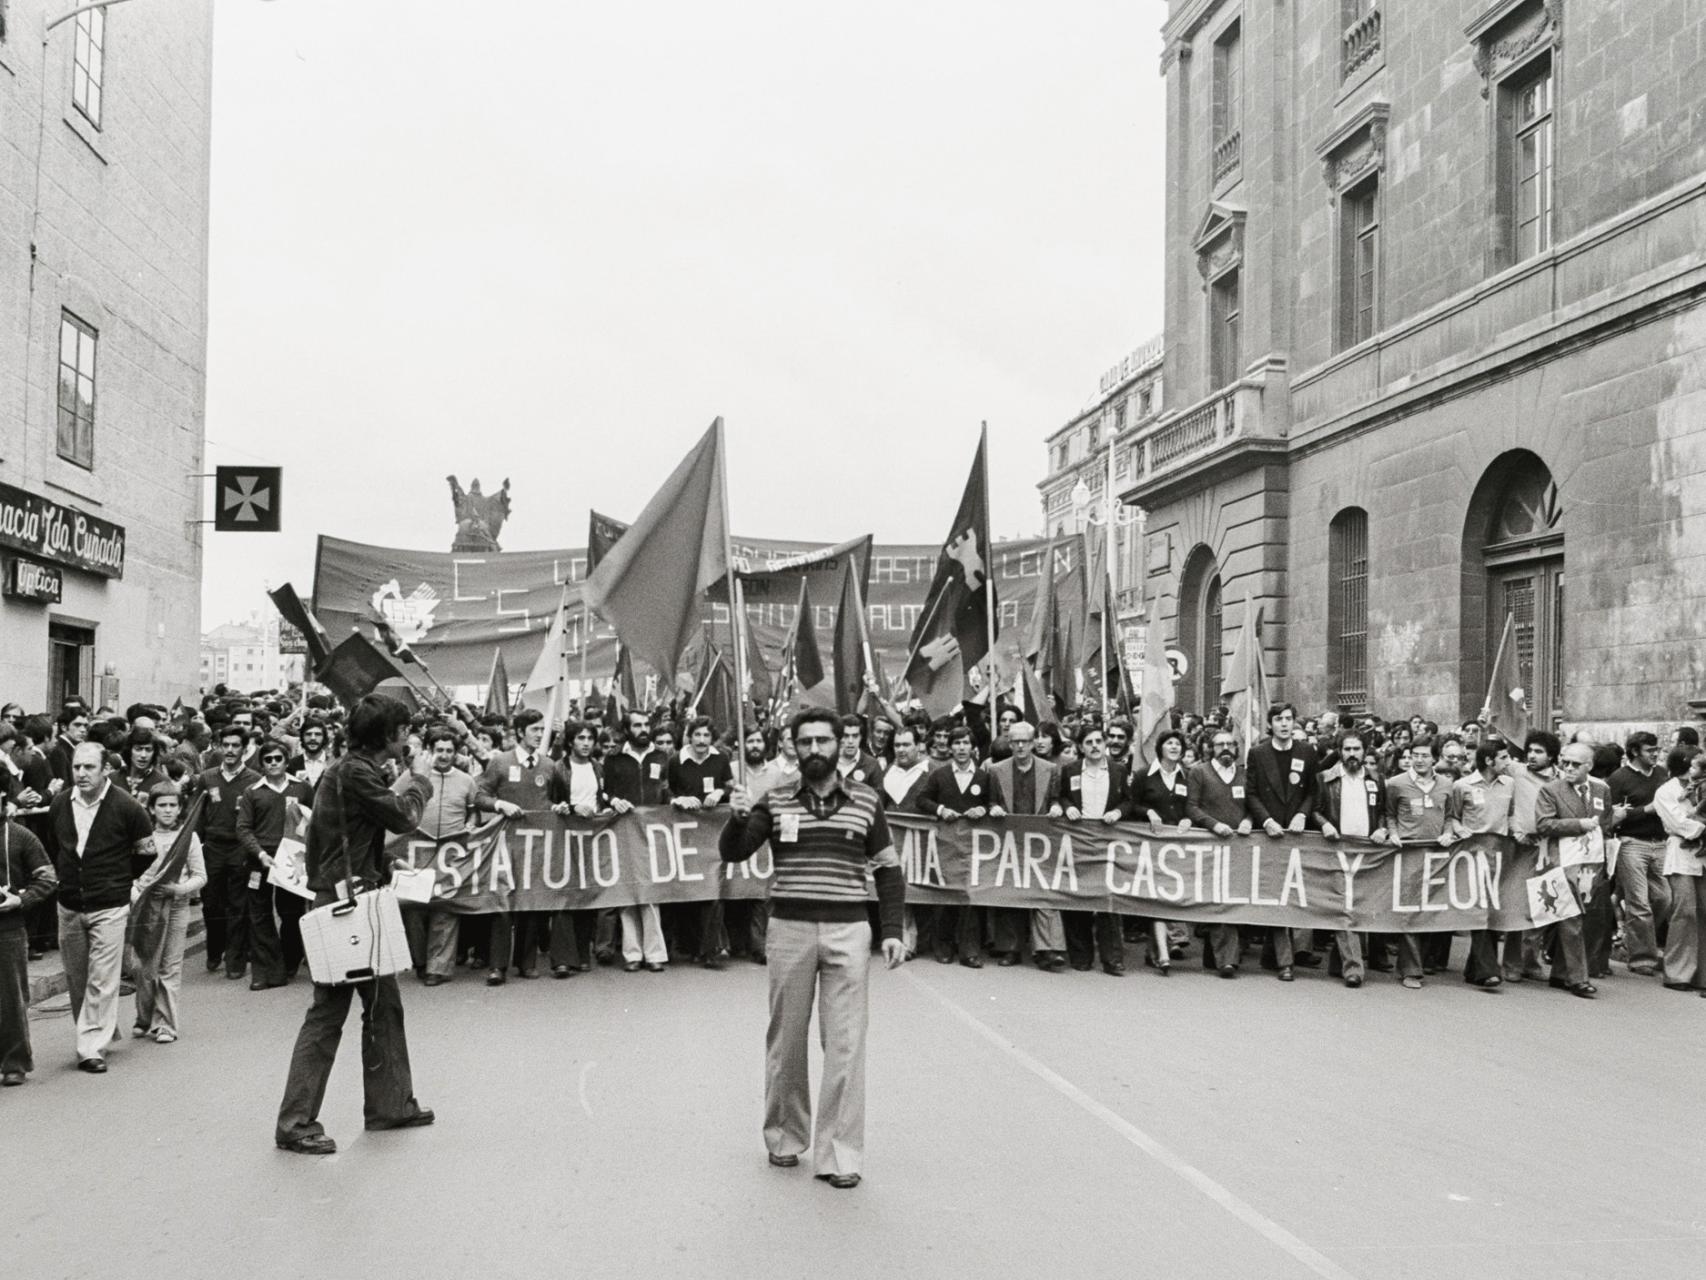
1460,450,1563,727
1178,546,1223,714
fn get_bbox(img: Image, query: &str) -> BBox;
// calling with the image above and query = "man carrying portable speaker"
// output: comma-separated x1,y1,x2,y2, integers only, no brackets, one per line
274,694,435,1156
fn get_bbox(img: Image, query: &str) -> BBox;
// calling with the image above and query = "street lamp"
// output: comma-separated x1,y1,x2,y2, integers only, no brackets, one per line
1070,437,1147,723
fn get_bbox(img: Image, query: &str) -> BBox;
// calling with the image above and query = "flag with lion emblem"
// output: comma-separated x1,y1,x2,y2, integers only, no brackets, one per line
904,428,993,717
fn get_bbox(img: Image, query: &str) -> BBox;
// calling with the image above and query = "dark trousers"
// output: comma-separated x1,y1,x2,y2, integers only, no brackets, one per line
1258,928,1297,969
491,910,573,973
245,880,284,985
1063,911,1123,970
934,906,985,962
201,850,242,972
275,972,422,1142
24,897,56,954
276,888,307,979
0,928,32,1076
1205,923,1241,969
1462,930,1503,984
566,908,599,965
1548,868,1611,986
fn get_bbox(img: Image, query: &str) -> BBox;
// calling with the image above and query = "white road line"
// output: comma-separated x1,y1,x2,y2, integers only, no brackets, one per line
900,968,1360,1280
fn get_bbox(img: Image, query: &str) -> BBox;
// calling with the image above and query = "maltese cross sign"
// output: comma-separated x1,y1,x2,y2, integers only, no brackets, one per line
214,466,282,532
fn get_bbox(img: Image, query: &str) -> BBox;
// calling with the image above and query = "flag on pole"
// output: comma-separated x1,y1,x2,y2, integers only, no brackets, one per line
318,632,408,710
1130,595,1176,771
1222,595,1270,756
484,647,511,718
604,643,636,727
1483,612,1531,746
832,555,868,715
788,578,828,699
586,510,630,576
904,433,993,716
742,605,773,710
1021,660,1058,729
582,419,728,683
519,590,570,714
268,583,332,671
127,794,208,959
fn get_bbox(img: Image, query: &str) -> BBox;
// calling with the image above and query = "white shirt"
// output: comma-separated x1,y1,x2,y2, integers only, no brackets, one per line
70,780,112,857
1079,761,1110,818
567,759,599,808
1337,769,1371,839
883,759,928,807
1655,776,1705,876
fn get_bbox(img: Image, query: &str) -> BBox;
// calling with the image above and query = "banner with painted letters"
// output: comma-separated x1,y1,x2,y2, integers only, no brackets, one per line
385,809,1546,933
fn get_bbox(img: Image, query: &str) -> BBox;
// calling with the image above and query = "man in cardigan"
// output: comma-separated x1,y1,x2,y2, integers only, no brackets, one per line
913,726,997,968
987,722,1067,970
721,707,905,1189
51,743,155,1072
195,725,261,979
1186,729,1255,977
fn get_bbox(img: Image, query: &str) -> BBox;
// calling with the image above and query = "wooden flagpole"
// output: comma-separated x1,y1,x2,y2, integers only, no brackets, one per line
713,418,749,784
1481,612,1514,723
980,421,998,706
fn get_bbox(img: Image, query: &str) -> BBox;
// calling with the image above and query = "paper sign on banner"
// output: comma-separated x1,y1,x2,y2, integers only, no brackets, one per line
1525,866,1581,928
390,866,436,904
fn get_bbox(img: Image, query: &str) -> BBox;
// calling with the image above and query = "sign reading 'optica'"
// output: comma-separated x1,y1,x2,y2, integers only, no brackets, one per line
0,480,126,578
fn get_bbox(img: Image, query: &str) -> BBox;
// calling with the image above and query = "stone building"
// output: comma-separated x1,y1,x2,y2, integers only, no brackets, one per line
1125,0,1706,736
0,2,214,708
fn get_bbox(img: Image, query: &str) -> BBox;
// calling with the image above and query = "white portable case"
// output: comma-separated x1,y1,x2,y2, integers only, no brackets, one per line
300,886,412,985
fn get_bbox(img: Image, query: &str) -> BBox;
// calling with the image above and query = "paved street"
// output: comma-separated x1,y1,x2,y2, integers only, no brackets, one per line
8,950,1706,1280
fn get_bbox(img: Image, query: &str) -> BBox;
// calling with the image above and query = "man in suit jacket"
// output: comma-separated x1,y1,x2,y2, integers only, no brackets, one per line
1050,723,1133,976
1312,730,1390,988
476,708,574,985
987,722,1066,971
1535,742,1626,996
1244,703,1320,979
913,726,997,967
1186,726,1255,976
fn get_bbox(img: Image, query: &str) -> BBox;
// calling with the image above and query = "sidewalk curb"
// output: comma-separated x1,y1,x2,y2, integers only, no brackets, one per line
28,921,208,1007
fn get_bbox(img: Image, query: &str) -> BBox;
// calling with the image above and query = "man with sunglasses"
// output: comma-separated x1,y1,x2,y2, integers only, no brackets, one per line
236,740,316,990
1534,743,1627,998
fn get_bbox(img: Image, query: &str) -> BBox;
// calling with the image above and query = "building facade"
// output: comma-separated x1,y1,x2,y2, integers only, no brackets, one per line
1126,0,1706,736
200,617,304,694
0,2,214,710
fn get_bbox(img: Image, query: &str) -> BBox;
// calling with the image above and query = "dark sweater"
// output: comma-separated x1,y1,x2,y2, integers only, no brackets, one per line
237,777,316,864
1,821,57,932
602,749,672,806
49,784,154,912
1607,764,1666,842
668,750,734,806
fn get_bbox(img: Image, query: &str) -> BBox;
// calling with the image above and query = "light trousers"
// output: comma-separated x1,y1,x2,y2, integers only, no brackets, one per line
135,894,193,1037
58,904,129,1062
1662,872,1706,988
1615,839,1671,967
764,916,871,1178
619,904,668,965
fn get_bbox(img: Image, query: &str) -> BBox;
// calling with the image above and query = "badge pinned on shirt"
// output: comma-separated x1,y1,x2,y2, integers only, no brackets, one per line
852,769,865,783
1423,795,1434,809
649,764,661,780
210,787,222,804
1365,779,1380,795
247,871,262,890
508,766,522,784
778,814,800,843
1592,796,1604,811
534,775,546,789
970,784,981,797
1231,785,1246,799
1289,771,1302,786
1174,783,1188,797
1069,776,1081,791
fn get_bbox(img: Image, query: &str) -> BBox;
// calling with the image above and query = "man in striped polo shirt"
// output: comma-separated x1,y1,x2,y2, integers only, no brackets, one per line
721,707,905,1190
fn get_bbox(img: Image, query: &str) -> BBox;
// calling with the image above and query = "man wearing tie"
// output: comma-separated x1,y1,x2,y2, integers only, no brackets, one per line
476,709,572,985
1245,704,1320,980
1535,743,1626,998
986,722,1066,971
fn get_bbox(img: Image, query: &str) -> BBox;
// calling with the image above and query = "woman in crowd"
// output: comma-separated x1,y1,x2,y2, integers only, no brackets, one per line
132,781,206,1045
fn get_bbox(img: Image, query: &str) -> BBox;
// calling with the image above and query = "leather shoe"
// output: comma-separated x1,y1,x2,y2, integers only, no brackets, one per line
623,960,641,973
767,1152,799,1168
643,961,665,973
485,970,506,987
1567,982,1597,999
998,953,1020,967
1664,981,1695,991
552,965,572,979
422,974,447,987
1293,951,1322,968
250,980,288,991
277,1134,337,1155
1218,965,1237,979
366,1108,435,1131
517,968,540,979
701,955,727,971
77,1057,107,1074
1401,976,1423,990
960,955,984,969
2,1070,25,1086
816,1172,862,1189
1277,966,1294,982
1102,963,1125,977
1476,975,1503,990
1343,974,1363,988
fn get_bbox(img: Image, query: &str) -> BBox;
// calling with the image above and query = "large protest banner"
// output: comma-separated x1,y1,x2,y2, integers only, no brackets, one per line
385,809,1550,933
313,533,1079,688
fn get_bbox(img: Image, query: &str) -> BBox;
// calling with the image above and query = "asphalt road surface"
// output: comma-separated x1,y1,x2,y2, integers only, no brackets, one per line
9,947,1706,1280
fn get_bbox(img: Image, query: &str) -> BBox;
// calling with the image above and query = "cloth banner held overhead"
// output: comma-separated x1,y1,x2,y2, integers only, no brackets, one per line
385,811,1546,932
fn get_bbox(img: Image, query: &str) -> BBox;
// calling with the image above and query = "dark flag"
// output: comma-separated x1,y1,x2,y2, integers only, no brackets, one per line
484,648,511,718
789,578,827,696
319,632,407,709
587,510,630,576
903,429,993,715
582,420,728,682
832,555,867,715
743,605,773,711
268,582,332,670
126,793,208,962
604,643,638,725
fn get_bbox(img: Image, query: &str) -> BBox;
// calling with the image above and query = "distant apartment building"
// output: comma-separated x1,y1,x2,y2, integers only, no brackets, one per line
200,617,304,693
1126,0,1706,734
0,2,215,710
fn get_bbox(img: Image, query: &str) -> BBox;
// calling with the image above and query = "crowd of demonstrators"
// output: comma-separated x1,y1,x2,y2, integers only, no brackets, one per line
4,674,1706,1090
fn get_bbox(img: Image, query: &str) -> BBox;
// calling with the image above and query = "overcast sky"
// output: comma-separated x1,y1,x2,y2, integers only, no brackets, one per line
201,0,1166,625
